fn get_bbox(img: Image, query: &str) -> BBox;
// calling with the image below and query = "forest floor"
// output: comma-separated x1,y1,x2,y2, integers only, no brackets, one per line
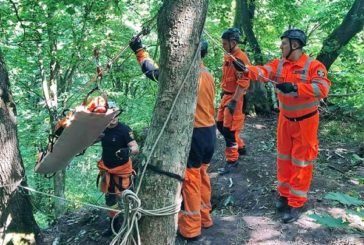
38,114,364,245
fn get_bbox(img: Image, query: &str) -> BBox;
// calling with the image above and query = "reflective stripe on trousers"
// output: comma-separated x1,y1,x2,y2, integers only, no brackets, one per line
276,113,319,207
178,168,202,238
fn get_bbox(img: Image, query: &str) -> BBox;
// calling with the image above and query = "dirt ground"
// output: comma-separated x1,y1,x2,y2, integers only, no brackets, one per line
38,115,364,245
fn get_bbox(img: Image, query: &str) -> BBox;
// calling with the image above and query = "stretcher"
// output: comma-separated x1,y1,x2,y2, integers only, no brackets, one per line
35,106,118,174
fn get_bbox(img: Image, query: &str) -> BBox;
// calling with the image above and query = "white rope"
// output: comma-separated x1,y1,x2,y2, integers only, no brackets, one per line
110,190,182,245
203,29,277,84
18,185,121,213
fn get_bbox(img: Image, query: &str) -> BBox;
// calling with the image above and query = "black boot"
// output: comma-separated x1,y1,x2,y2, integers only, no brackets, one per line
276,196,288,212
101,218,113,237
101,217,121,237
238,147,247,156
282,206,302,223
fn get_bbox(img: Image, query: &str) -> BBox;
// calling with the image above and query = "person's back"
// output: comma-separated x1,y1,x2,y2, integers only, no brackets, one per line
194,64,215,128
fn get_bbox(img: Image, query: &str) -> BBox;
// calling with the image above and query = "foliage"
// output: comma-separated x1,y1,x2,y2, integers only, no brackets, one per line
309,214,349,228
310,192,364,231
325,192,364,206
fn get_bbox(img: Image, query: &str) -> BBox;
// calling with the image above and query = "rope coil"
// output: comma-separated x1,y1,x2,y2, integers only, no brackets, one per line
110,190,182,245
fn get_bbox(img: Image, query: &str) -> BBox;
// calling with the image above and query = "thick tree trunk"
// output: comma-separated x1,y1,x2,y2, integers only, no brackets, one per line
138,0,208,244
316,0,364,70
0,51,39,244
234,0,271,114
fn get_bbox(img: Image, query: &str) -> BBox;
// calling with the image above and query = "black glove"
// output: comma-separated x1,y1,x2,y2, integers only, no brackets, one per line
226,100,237,114
232,58,246,72
115,147,131,161
129,37,143,53
276,83,298,94
220,91,224,99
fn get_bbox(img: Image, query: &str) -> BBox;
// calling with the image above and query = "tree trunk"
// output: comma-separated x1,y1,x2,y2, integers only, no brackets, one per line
138,0,208,244
316,0,364,70
234,0,271,114
234,0,263,64
0,51,39,244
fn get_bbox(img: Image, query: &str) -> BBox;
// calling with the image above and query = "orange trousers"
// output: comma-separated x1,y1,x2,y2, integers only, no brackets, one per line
97,159,133,217
276,113,319,207
178,164,213,238
216,94,245,162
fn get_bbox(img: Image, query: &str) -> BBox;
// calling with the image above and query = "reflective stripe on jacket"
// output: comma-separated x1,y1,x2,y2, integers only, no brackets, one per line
246,54,331,118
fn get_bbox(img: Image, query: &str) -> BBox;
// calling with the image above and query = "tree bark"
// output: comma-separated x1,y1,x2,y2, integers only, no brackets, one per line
234,0,271,114
138,0,208,244
316,0,364,70
0,51,39,243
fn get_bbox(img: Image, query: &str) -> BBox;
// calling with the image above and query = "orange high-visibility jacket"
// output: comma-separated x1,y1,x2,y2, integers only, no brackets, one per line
246,54,331,118
221,48,251,93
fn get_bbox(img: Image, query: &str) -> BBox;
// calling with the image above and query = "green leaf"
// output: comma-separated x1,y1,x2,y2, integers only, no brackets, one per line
347,208,364,218
324,192,364,206
309,214,348,228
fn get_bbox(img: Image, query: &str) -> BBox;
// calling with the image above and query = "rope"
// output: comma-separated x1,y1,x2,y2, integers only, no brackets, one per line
110,190,182,245
203,30,277,84
17,185,121,213
64,25,154,109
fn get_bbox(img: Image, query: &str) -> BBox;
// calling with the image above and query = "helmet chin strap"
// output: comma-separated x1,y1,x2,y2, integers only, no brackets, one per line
229,41,236,53
286,39,300,60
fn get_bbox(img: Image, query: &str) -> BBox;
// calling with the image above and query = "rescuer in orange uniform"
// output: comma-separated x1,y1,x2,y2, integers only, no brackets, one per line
234,29,331,223
217,28,251,174
130,38,216,240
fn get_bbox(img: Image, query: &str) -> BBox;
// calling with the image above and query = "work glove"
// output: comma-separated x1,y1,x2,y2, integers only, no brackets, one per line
226,99,237,114
129,37,143,53
220,91,225,99
232,58,246,72
115,147,131,161
276,82,298,94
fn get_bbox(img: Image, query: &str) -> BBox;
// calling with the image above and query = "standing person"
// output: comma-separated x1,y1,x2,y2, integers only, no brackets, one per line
217,27,251,174
130,38,216,240
97,106,139,236
235,29,331,223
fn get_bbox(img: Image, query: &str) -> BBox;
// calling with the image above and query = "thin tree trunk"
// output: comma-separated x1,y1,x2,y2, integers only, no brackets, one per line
0,50,39,244
234,0,271,114
138,0,208,244
316,0,364,70
234,0,263,64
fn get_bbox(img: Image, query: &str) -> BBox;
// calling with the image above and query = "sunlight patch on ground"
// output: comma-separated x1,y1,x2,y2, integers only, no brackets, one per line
252,124,267,130
328,207,364,231
296,210,322,229
242,215,285,244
